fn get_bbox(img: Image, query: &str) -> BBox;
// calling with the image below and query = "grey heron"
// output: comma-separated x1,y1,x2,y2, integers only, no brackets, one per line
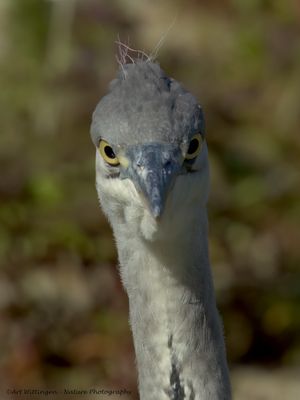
90,58,231,400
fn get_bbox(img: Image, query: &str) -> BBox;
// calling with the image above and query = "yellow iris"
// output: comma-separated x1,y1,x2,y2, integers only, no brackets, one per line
99,140,120,166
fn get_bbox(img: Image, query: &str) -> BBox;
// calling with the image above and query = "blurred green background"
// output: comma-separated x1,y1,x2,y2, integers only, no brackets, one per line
0,0,300,399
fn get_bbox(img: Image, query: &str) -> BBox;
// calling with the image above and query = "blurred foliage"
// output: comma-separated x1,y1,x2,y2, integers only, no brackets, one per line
0,0,300,398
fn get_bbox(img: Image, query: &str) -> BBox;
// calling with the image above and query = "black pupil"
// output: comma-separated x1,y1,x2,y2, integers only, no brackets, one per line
104,145,116,159
187,138,199,154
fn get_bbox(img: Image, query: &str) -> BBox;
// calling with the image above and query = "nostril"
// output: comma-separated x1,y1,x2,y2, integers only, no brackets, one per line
164,159,172,169
136,160,145,171
136,155,143,168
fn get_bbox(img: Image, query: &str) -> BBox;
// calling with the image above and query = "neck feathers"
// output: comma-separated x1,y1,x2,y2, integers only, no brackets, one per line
114,208,231,400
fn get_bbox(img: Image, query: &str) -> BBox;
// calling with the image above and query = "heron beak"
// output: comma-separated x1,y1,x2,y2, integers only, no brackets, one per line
120,143,183,218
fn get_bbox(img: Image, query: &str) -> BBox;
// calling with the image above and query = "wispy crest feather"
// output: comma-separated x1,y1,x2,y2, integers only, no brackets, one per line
115,17,176,78
115,38,151,78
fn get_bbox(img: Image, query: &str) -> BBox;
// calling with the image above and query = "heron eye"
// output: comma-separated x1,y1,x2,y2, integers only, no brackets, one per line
185,133,203,160
99,140,120,166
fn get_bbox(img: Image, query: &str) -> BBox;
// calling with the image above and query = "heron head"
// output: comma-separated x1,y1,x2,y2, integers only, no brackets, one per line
91,61,209,239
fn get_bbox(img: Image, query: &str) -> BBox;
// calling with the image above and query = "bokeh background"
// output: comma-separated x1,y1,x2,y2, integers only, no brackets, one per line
1,0,300,399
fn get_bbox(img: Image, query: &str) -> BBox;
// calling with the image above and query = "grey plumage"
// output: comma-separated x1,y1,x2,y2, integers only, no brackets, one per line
91,62,205,147
91,59,231,400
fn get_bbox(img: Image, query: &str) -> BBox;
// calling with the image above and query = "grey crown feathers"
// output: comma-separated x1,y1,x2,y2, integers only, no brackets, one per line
90,61,205,147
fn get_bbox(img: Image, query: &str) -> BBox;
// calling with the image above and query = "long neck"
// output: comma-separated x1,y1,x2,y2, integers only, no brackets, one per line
114,208,231,400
